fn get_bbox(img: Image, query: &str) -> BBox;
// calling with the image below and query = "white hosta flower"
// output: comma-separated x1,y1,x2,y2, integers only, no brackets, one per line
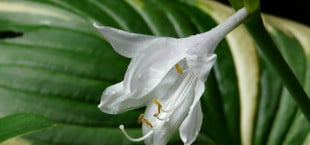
94,7,248,145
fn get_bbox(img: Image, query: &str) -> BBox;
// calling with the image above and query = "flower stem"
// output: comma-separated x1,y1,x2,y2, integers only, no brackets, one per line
244,9,310,122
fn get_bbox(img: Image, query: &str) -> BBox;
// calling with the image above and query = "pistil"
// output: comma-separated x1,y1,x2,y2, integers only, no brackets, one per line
119,124,154,142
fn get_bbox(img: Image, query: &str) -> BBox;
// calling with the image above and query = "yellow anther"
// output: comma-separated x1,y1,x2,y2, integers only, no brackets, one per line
152,98,162,117
138,114,153,128
175,64,183,74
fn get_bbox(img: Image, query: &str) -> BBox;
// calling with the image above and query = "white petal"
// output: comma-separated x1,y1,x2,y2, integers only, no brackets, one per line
148,63,185,101
179,101,203,145
184,7,248,55
93,23,162,58
122,39,188,98
186,54,216,81
190,80,205,113
183,30,220,55
98,82,149,114
143,73,197,145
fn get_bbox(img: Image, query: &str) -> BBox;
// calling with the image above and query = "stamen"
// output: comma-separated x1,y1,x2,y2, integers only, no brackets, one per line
137,114,153,128
152,98,162,117
119,124,154,142
175,64,183,74
152,98,168,117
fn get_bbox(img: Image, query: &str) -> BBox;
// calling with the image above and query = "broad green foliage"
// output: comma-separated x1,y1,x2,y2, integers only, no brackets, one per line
0,113,53,142
0,0,309,145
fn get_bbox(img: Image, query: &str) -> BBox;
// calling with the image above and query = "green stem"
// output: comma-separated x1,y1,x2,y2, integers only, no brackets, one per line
244,9,310,122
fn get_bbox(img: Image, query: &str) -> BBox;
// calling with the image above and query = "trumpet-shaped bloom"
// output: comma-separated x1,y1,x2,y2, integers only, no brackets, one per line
94,7,248,145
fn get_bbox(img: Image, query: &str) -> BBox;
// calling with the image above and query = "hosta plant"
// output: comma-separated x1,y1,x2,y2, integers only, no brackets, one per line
0,0,309,145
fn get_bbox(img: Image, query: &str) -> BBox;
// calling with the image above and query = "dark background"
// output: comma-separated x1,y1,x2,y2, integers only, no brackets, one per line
217,0,309,26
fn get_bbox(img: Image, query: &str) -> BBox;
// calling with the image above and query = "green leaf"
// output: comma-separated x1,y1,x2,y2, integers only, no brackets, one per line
228,0,244,10
25,124,142,145
125,0,179,36
252,59,282,145
265,26,307,145
0,113,53,143
245,9,310,121
283,111,310,145
243,0,259,13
